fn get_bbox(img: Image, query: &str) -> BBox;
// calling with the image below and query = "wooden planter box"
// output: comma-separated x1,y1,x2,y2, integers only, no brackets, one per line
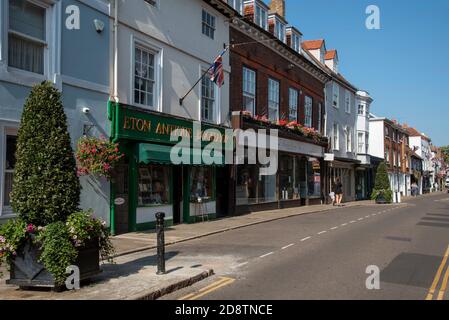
6,239,100,290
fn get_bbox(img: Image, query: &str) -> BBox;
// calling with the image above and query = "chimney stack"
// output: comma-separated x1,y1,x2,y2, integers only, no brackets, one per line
269,0,286,18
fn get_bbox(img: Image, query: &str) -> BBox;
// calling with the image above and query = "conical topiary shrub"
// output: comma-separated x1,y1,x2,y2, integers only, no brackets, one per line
371,161,393,203
10,81,81,225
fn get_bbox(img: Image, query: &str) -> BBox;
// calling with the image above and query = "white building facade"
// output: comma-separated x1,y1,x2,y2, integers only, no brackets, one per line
355,90,373,200
108,0,233,233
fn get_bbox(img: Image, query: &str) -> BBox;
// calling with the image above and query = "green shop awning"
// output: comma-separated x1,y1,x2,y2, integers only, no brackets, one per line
139,143,225,166
139,144,173,164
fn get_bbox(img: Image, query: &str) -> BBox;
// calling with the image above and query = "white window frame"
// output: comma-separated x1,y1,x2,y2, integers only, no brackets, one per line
202,9,216,40
333,123,339,151
358,132,365,154
288,88,298,122
345,90,351,114
290,31,301,53
275,19,286,42
228,0,243,14
0,123,19,218
199,66,220,124
358,104,365,115
0,0,61,88
255,3,268,30
131,37,162,112
304,95,313,128
243,66,256,115
345,127,352,153
268,78,279,121
332,82,339,108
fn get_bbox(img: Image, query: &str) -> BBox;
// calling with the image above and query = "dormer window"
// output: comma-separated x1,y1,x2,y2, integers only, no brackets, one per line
227,0,243,14
247,0,268,30
287,28,302,53
275,19,285,42
255,5,267,30
269,14,287,43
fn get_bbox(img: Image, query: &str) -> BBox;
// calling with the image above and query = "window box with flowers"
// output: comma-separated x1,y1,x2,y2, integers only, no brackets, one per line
241,113,327,145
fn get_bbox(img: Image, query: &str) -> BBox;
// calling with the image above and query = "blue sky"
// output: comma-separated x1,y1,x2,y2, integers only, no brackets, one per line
282,0,449,146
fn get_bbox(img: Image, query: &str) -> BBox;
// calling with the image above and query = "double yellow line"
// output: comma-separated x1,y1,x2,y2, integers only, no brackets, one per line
179,277,235,300
426,245,449,300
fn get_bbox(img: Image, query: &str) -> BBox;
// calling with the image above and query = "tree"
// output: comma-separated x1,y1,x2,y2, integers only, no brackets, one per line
371,161,393,203
10,81,80,225
441,146,449,165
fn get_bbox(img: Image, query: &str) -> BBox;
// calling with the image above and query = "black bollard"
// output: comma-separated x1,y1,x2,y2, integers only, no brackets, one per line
155,212,166,275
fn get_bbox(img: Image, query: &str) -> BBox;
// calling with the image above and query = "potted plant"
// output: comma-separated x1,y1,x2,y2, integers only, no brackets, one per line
371,161,393,204
0,82,114,290
76,135,124,180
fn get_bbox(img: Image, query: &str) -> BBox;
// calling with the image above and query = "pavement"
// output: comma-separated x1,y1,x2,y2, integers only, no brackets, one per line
112,199,375,257
0,192,446,300
159,192,449,300
0,198,371,300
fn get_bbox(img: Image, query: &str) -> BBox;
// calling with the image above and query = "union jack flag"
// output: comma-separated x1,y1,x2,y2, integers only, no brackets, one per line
210,51,225,88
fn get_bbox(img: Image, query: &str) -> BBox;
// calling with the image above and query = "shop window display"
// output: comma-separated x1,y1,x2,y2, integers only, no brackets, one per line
190,167,213,202
307,159,321,198
279,155,294,200
236,164,278,205
138,164,170,206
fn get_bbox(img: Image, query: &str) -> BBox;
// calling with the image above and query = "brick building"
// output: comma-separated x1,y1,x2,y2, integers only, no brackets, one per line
369,116,411,201
224,0,331,213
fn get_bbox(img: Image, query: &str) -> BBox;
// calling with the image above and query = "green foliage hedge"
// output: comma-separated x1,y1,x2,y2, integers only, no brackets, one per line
371,161,393,203
10,81,81,225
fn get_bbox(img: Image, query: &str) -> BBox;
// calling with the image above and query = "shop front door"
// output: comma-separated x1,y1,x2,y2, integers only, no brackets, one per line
114,163,129,235
173,166,183,224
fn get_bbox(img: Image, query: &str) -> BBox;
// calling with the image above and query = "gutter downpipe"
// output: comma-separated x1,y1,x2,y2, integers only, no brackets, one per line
110,0,119,236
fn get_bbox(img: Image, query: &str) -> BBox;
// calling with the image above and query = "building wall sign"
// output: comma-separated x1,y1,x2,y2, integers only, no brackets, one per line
109,103,231,149
277,138,324,158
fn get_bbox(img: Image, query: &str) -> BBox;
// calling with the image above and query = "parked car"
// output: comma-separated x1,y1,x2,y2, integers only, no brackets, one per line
445,178,449,188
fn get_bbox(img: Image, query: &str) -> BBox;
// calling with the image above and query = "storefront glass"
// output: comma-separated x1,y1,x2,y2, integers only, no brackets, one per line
137,164,170,206
307,159,321,198
296,156,307,199
190,167,214,201
236,165,278,205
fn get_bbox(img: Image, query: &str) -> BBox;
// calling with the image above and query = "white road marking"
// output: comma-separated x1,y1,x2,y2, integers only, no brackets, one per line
365,215,370,218
341,223,348,226
259,252,274,258
350,221,357,224
235,262,248,268
282,244,295,250
358,218,364,221
317,231,327,235
330,226,339,230
301,236,312,242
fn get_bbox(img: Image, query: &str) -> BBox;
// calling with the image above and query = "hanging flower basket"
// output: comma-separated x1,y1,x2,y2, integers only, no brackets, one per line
76,136,124,180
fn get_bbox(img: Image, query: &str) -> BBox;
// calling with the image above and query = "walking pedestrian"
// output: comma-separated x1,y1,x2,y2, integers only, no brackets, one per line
411,182,418,197
335,177,343,206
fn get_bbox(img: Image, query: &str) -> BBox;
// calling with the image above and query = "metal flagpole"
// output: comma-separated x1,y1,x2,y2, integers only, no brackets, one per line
179,46,229,106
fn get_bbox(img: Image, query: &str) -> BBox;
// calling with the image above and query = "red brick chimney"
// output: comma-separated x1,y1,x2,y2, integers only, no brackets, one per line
269,0,285,18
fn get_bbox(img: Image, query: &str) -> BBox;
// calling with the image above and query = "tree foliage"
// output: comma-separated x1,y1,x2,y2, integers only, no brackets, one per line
371,161,393,203
10,81,81,225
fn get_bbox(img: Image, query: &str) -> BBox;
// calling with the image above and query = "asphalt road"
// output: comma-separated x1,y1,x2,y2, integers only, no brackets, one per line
161,193,449,300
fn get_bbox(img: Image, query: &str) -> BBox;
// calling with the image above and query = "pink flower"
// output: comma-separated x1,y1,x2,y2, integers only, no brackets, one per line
26,224,35,234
